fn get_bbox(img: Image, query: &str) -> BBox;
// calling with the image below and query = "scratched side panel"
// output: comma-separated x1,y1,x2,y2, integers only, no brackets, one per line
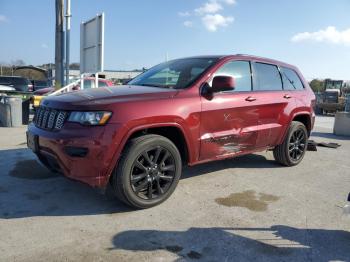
199,93,259,160
253,91,295,148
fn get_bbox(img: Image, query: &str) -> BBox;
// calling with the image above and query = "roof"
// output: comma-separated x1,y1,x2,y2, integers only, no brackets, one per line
171,54,296,69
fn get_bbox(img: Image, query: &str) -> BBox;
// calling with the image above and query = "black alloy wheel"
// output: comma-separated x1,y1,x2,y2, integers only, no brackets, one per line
288,128,307,162
113,134,182,209
273,121,308,166
130,146,176,200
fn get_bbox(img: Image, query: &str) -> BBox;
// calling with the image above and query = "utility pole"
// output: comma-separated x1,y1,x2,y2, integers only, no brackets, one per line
55,0,64,88
65,0,71,85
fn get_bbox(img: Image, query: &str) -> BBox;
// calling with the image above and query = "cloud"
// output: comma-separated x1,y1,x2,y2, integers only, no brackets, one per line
195,1,223,15
178,11,191,17
0,15,8,23
41,43,49,49
223,0,236,5
291,26,350,45
179,0,236,32
183,21,193,27
202,14,234,32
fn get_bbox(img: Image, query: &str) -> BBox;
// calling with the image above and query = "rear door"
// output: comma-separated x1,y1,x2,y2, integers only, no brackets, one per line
251,62,295,148
199,60,259,160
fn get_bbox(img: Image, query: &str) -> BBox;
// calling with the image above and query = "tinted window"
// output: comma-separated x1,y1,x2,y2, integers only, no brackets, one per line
12,77,28,85
0,77,11,85
83,79,92,89
214,61,252,92
254,63,282,91
98,81,108,87
281,67,304,90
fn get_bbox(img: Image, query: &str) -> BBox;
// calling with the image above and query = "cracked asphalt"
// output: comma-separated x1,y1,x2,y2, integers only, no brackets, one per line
0,116,349,261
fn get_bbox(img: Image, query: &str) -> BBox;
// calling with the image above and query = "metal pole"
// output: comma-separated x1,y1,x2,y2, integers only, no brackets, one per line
65,0,71,85
55,0,64,89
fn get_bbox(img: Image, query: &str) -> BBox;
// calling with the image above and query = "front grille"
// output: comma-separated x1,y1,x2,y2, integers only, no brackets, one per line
34,106,68,130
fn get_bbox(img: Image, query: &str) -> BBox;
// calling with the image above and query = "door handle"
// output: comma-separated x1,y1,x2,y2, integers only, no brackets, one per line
245,96,256,102
284,94,292,99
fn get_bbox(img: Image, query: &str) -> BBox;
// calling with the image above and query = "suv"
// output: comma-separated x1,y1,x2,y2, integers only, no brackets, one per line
0,76,33,92
27,55,315,208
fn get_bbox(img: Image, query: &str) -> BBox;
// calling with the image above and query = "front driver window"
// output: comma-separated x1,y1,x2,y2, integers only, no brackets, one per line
212,61,252,92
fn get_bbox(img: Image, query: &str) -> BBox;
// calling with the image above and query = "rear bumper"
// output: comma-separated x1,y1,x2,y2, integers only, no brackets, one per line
27,122,123,188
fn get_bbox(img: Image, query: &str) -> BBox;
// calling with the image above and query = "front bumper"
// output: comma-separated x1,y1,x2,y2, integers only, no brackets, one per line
27,122,123,188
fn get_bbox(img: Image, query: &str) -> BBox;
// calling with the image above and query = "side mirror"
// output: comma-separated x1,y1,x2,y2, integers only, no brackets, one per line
211,76,235,93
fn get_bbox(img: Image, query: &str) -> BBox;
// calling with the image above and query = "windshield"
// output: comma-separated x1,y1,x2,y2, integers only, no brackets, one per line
128,57,219,89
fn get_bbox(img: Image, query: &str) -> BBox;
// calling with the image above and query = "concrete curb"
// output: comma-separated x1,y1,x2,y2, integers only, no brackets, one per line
333,112,350,136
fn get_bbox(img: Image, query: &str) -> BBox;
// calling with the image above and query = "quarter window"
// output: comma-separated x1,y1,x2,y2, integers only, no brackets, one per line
253,63,283,91
213,61,252,92
281,67,304,90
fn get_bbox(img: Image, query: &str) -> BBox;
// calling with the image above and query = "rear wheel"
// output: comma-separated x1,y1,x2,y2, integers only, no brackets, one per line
273,121,308,166
113,134,182,209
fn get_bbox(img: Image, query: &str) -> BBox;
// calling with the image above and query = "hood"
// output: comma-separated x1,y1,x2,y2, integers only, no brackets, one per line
41,85,179,110
34,87,55,95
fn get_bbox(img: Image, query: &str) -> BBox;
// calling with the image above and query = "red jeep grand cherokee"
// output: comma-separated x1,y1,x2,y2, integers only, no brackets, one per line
27,55,315,208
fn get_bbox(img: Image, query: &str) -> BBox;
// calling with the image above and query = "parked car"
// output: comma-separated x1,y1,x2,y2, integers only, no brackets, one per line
0,76,33,92
27,55,316,208
32,80,50,91
33,77,114,95
0,84,16,91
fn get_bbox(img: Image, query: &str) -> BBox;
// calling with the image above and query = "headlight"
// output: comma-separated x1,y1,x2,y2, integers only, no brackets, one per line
68,111,112,126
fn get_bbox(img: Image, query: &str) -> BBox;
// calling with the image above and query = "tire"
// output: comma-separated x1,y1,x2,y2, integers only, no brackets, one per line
36,154,59,173
273,121,308,167
113,134,182,209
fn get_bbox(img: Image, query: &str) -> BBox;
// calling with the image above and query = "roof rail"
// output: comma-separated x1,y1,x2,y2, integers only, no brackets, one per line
235,54,267,59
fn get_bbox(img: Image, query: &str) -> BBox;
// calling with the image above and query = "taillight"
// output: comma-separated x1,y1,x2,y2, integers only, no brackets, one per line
28,84,33,92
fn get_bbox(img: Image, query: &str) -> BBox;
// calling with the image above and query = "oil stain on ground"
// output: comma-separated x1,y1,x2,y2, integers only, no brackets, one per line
10,160,59,180
215,190,279,212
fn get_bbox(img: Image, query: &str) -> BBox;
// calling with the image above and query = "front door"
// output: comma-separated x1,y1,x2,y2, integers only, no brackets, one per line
199,60,259,161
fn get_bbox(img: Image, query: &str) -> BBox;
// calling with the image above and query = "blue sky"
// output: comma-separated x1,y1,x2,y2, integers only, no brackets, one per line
0,0,350,79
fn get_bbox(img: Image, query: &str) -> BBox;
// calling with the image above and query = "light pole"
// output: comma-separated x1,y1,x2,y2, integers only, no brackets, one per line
65,0,71,85
55,0,64,88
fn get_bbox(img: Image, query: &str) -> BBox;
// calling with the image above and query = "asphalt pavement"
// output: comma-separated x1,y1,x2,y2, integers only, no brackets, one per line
0,116,349,261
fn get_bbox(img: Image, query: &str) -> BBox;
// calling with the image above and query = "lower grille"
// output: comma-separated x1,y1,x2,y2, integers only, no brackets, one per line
34,106,67,130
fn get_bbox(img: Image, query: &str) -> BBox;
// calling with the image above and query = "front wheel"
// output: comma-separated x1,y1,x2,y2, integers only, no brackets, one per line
113,134,182,209
273,121,308,166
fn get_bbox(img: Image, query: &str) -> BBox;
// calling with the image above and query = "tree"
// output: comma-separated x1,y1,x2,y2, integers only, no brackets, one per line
69,63,80,70
309,79,325,93
11,59,26,66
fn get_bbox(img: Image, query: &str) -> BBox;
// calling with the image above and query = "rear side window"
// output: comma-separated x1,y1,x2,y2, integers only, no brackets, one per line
281,67,304,90
12,78,28,85
213,61,252,92
0,77,11,85
253,63,282,91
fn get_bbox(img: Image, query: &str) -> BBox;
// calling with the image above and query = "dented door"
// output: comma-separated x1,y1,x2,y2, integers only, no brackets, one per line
199,92,259,160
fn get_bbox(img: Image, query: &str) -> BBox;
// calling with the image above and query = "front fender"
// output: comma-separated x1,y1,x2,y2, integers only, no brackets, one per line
104,118,196,185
